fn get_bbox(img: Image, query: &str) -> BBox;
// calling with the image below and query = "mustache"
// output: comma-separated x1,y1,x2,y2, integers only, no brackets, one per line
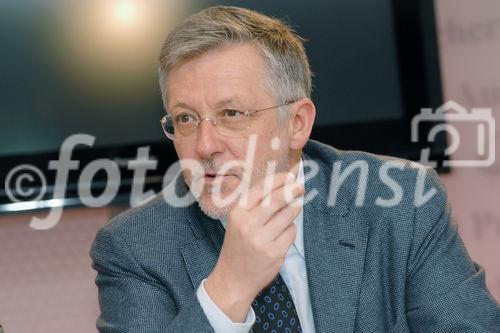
191,159,243,179
182,158,272,182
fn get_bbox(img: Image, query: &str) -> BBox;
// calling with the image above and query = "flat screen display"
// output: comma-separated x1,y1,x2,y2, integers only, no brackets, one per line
0,0,403,157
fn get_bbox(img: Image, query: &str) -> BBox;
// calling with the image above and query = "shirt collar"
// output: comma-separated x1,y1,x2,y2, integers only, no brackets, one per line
294,159,305,258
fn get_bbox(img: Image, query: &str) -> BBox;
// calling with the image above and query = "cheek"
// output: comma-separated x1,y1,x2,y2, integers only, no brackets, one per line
173,142,198,181
223,139,250,160
174,140,196,160
173,141,182,156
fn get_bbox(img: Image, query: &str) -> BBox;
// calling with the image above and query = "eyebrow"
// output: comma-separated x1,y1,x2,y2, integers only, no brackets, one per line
169,102,196,113
169,98,248,113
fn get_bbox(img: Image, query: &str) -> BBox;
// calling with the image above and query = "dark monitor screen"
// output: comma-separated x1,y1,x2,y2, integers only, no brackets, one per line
1,0,404,157
0,0,445,212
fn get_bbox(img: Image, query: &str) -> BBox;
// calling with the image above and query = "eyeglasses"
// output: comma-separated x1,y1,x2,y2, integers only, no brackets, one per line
160,100,295,140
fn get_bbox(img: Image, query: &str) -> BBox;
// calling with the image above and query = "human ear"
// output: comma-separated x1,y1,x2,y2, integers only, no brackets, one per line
288,98,316,150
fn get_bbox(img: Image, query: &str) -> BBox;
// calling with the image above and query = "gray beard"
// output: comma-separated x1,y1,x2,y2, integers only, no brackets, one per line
194,149,290,220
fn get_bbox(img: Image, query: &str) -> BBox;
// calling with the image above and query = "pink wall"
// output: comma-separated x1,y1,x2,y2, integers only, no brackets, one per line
436,0,500,299
0,1,499,332
0,208,112,333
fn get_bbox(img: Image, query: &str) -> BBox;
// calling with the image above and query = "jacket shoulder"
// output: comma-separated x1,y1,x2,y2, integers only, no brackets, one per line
303,139,446,202
93,192,197,257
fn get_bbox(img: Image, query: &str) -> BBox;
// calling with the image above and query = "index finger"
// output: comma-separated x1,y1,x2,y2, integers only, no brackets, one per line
238,171,296,209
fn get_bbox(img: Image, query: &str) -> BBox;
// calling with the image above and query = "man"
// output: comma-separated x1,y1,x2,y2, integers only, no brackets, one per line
90,6,500,333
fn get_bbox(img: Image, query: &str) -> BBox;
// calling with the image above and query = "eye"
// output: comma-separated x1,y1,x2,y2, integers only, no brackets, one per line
222,109,245,118
176,113,197,124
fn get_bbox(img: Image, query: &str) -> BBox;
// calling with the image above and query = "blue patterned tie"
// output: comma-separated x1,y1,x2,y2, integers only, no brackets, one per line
251,273,302,333
205,218,302,332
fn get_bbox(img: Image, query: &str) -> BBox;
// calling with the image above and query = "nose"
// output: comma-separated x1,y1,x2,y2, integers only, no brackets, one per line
195,118,224,159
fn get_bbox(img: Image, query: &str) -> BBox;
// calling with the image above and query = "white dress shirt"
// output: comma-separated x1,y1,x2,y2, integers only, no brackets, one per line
196,161,316,333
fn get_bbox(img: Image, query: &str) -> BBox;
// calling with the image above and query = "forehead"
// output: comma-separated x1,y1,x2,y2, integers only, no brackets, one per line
166,43,272,109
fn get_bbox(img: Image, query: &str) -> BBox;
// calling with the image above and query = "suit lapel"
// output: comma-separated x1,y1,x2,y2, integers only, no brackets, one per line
180,237,219,290
175,174,225,290
302,153,369,333
180,205,226,289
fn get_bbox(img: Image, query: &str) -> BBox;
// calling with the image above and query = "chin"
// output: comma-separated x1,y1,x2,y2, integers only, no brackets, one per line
195,181,242,219
197,194,232,220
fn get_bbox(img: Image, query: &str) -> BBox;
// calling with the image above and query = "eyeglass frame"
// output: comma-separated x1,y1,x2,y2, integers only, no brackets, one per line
160,99,297,140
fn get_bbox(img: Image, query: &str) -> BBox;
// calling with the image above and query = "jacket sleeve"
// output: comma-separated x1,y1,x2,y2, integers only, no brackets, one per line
405,168,500,332
90,224,215,333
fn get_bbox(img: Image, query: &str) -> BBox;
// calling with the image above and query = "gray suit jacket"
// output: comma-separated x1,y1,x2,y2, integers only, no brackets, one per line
90,139,500,332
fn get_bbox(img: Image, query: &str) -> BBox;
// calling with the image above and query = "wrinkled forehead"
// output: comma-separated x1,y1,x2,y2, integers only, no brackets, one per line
165,43,273,111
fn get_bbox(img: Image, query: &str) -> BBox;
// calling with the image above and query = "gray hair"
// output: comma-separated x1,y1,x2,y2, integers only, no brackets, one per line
158,6,312,120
